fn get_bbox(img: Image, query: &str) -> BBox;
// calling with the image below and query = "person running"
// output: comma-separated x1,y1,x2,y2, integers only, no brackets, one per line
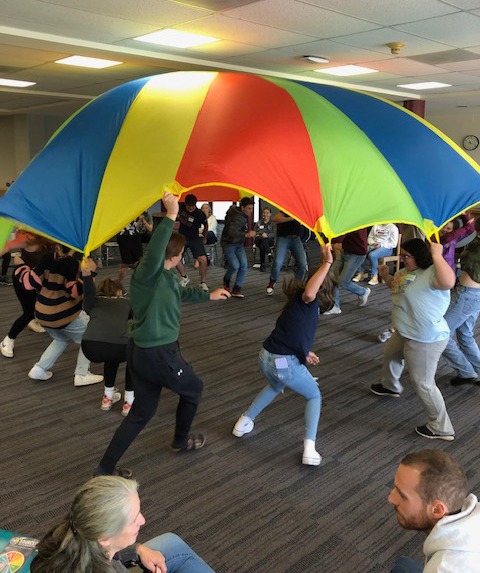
233,244,335,466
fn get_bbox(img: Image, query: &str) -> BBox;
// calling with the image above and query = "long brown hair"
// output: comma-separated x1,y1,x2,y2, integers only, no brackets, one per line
96,278,122,297
282,268,336,313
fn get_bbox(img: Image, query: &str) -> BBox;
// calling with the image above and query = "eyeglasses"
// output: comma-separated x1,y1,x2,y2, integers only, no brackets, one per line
400,253,414,259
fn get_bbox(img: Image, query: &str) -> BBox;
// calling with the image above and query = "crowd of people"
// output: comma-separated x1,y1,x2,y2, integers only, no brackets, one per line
1,195,480,572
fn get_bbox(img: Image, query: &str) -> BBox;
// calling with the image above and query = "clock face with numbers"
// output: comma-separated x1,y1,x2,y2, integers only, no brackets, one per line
463,135,479,151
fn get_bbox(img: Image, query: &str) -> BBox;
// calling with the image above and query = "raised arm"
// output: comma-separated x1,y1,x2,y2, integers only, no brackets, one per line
302,244,333,303
430,241,456,290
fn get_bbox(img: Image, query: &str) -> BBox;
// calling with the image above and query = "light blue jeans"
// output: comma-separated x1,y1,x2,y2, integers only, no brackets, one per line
381,332,454,435
244,348,321,441
36,311,90,375
366,246,392,276
331,251,368,307
223,244,248,287
391,556,423,573
144,533,215,573
270,236,307,282
443,285,480,379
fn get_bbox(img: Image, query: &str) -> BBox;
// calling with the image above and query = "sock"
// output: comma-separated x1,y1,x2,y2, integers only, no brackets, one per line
124,390,134,404
104,386,114,399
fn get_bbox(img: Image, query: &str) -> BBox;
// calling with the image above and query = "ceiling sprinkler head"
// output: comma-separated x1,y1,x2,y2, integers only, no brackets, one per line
386,42,406,55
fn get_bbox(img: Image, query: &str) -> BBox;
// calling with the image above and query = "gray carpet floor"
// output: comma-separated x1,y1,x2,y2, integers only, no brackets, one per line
1,243,479,572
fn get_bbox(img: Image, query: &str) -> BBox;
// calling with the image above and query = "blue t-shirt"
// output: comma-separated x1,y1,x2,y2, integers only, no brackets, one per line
263,290,319,363
390,266,450,343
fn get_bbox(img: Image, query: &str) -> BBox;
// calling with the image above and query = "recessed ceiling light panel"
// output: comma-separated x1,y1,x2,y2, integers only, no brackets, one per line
55,56,123,69
304,55,329,64
397,81,451,90
315,65,378,76
134,29,220,48
0,78,36,87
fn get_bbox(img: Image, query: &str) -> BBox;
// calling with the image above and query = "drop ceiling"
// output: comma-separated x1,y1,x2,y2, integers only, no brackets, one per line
1,0,480,116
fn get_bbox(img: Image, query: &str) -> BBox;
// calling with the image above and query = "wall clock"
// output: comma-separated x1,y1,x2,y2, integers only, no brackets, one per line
463,135,479,151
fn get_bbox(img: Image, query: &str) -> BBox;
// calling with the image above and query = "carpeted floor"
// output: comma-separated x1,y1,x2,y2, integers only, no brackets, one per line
1,243,479,572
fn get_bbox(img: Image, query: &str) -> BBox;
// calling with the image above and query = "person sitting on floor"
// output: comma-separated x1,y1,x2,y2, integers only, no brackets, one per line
30,475,216,573
388,449,480,573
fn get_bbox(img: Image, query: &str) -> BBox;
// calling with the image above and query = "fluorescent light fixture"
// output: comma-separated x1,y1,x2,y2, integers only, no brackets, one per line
0,78,36,87
55,56,123,69
315,65,378,76
304,55,329,64
397,81,451,90
134,29,220,48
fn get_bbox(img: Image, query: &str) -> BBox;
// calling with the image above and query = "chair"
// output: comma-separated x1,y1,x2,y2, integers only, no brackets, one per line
252,241,275,267
205,242,218,266
379,233,402,274
103,241,120,267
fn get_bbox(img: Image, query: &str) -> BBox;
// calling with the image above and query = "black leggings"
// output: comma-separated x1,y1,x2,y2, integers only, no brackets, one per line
9,273,36,339
81,340,132,390
96,340,203,474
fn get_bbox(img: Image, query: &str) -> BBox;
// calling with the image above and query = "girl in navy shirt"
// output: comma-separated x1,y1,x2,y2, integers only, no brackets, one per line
233,244,335,466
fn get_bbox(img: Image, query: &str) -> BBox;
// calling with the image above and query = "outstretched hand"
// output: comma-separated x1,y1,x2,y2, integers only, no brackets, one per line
210,288,231,300
162,191,179,219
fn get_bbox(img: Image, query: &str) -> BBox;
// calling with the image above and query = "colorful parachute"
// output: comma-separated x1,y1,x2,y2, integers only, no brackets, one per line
1,71,480,254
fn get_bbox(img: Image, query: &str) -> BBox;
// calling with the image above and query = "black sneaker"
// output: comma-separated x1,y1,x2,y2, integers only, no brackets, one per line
370,383,401,398
450,376,478,386
231,286,245,298
415,425,454,441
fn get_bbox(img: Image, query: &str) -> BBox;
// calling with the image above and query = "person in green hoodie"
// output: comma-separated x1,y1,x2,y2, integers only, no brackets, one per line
95,192,230,477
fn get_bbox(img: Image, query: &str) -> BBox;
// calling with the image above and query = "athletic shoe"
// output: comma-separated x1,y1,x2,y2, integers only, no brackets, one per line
199,282,209,292
359,287,371,307
368,275,379,285
415,425,454,441
266,280,275,295
450,376,478,386
74,372,104,386
0,275,13,285
302,440,321,466
232,415,254,437
179,275,190,287
101,389,121,411
352,273,364,282
1,336,14,358
323,305,341,315
231,287,245,298
378,329,393,343
122,401,133,416
28,319,45,333
370,383,400,398
28,365,53,380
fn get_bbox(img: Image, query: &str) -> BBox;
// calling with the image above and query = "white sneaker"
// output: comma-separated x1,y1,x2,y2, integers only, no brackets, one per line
359,287,371,307
302,439,321,466
232,414,254,437
28,365,53,380
378,329,393,343
323,305,341,315
1,336,14,358
28,319,45,333
74,372,104,386
199,282,209,292
179,275,190,287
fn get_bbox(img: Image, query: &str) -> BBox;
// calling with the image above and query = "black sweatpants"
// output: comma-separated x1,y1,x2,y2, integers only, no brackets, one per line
9,273,36,339
81,339,132,390
96,339,203,474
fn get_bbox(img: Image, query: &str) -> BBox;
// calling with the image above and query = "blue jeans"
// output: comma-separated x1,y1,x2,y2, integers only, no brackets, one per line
144,533,215,573
443,285,480,378
223,244,248,287
391,556,423,573
331,251,368,307
366,246,392,276
270,236,307,282
36,311,90,375
244,348,321,440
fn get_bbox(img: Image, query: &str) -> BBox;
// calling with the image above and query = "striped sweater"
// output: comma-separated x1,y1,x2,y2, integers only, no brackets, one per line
17,252,84,328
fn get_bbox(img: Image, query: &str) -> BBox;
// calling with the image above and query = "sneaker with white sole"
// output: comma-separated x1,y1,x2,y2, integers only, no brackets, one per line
28,319,45,333
122,401,133,416
352,272,364,282
199,282,209,292
179,275,190,287
1,335,14,358
232,414,254,437
358,287,371,307
101,389,121,411
370,383,400,398
368,275,379,286
415,425,454,441
323,305,341,315
28,364,53,380
378,329,393,343
302,439,321,466
74,372,104,386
